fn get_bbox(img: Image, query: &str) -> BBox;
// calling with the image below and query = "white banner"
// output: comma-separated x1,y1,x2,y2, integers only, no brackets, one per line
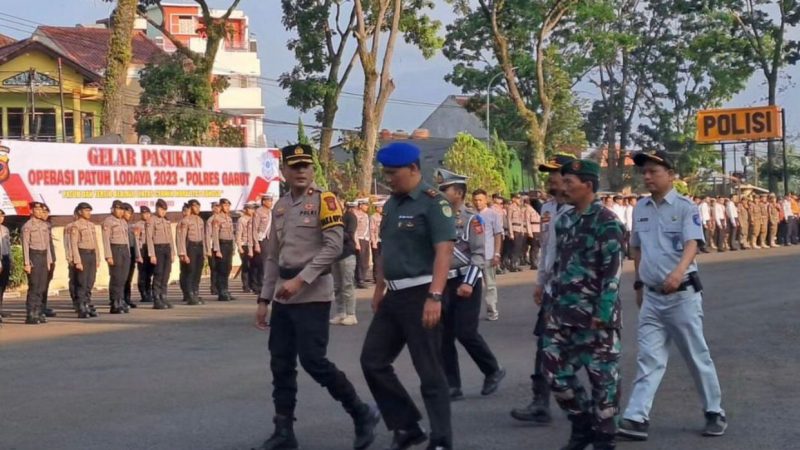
0,140,282,216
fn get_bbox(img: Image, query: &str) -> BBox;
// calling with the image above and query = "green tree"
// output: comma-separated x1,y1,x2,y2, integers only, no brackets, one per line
101,0,137,137
135,54,243,146
280,0,358,169
352,0,443,194
444,0,594,186
490,132,522,194
443,133,508,195
723,0,800,191
297,117,329,189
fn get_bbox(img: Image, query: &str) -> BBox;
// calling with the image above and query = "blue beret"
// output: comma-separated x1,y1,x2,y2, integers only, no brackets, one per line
377,142,420,168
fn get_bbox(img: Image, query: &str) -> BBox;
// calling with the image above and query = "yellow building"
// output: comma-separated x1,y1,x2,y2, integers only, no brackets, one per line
0,27,163,143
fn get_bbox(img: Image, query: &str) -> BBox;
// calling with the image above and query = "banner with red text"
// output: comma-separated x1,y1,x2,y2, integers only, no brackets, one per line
0,140,282,216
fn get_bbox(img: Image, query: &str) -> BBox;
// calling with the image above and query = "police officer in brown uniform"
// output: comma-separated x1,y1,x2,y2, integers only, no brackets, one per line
71,202,100,318
236,202,256,293
178,202,191,299
136,206,155,303
738,197,750,249
64,209,79,311
122,203,142,308
103,200,132,314
40,204,57,317
507,194,525,271
147,199,175,309
749,196,763,248
767,194,780,247
206,201,221,296
0,210,11,323
22,202,54,324
251,193,274,293
255,143,380,450
758,195,769,247
178,199,206,305
212,198,236,301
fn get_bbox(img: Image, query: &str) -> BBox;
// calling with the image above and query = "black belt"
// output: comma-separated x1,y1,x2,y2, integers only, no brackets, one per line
154,243,170,246
111,243,127,247
78,248,95,252
647,280,693,294
187,241,203,246
279,266,330,279
29,249,46,253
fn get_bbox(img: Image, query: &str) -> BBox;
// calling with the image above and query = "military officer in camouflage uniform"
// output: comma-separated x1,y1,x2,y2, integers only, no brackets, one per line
619,151,726,441
542,159,624,450
435,169,505,402
511,152,576,424
255,144,380,450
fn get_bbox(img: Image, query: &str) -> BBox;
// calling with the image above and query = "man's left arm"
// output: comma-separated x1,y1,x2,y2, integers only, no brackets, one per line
595,218,624,326
663,203,704,293
298,193,344,285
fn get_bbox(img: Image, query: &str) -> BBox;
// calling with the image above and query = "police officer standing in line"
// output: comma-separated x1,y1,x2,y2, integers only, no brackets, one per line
254,143,380,450
147,199,175,309
507,193,525,272
370,201,383,283
122,203,142,309
64,209,79,311
178,199,206,305
103,200,132,314
360,142,456,450
70,202,100,319
206,201,221,296
510,152,575,424
354,199,372,288
22,202,53,324
136,206,155,303
618,150,726,441
435,168,505,401
178,202,191,300
251,193,274,294
40,204,57,318
237,201,256,293
0,210,11,323
542,159,624,450
212,198,236,301
524,197,541,270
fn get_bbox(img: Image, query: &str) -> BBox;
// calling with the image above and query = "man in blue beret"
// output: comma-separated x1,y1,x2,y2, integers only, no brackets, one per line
361,142,457,450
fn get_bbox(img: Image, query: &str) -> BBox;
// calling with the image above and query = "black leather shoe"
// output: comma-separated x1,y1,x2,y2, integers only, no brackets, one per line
387,424,427,450
43,308,57,317
353,404,381,450
449,387,464,401
259,415,298,450
25,313,41,325
481,367,506,395
510,400,551,423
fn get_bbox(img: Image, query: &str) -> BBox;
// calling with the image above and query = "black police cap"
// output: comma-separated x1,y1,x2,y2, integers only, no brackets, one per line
281,143,314,167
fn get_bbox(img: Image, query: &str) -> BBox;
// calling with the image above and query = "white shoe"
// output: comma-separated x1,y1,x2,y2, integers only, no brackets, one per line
487,312,499,321
753,245,761,249
329,314,345,325
341,315,358,326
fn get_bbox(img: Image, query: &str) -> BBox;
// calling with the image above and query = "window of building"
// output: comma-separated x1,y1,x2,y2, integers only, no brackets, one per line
177,15,194,34
64,112,74,141
82,113,94,139
31,109,56,140
7,108,23,139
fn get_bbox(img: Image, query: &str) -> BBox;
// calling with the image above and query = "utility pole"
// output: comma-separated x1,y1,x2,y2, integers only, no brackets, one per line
28,68,37,139
58,58,67,142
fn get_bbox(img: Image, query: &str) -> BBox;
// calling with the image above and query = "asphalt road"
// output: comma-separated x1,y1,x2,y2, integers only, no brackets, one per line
1,246,799,450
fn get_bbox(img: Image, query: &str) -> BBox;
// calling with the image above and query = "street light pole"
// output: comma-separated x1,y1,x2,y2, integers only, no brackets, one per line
485,67,516,147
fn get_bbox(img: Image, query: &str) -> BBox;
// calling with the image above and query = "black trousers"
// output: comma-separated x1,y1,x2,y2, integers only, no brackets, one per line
68,264,78,309
527,235,540,269
214,240,233,296
442,278,499,389
124,245,136,301
361,284,451,446
355,240,371,284
137,246,155,300
42,260,55,308
251,238,267,293
75,249,97,309
179,258,190,300
531,292,553,404
371,243,381,282
240,245,251,291
109,244,131,308
0,254,11,306
187,242,204,296
152,244,172,300
270,301,361,417
25,250,48,313
511,234,526,269
208,254,217,294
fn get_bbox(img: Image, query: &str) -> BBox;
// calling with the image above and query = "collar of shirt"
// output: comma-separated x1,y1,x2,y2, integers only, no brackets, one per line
290,183,320,205
645,188,678,207
394,180,425,202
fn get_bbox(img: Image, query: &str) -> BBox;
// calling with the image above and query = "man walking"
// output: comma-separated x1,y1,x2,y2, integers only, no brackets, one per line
331,200,359,326
472,189,503,321
618,151,726,441
542,159,624,450
360,142,456,450
354,198,371,288
255,143,380,450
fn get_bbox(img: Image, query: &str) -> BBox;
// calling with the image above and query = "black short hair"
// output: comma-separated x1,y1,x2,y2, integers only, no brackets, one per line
577,174,599,193
472,188,488,197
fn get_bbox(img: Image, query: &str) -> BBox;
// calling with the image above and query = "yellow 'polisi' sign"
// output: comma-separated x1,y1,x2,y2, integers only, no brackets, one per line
696,106,782,144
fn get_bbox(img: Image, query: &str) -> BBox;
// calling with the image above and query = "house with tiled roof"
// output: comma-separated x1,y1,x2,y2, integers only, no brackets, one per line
0,26,163,143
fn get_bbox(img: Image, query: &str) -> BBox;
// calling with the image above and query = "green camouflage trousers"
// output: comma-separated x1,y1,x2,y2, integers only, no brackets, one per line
542,327,621,435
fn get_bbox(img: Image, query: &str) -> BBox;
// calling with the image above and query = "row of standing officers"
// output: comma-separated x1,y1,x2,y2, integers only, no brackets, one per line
19,194,276,325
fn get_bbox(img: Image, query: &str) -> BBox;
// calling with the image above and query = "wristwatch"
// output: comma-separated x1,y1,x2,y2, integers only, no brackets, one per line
633,280,644,291
426,292,443,302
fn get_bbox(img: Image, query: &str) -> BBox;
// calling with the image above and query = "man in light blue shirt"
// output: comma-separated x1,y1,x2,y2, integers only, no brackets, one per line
472,189,504,321
618,150,726,442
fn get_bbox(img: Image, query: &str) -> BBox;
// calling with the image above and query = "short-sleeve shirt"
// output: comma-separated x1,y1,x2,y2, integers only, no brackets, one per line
477,206,503,258
380,181,456,281
631,189,704,287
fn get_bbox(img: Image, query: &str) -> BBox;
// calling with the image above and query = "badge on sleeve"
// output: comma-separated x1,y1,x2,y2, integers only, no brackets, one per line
319,192,344,230
692,213,701,226
439,199,453,218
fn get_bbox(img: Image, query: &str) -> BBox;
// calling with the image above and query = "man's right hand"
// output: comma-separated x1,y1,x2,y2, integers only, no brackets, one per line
533,284,543,305
491,255,500,267
106,257,114,267
371,288,384,313
150,256,157,265
255,302,269,330
181,255,190,264
75,263,83,272
24,264,31,274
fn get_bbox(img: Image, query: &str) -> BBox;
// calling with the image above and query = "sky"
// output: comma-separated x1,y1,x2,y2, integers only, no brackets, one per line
1,0,798,153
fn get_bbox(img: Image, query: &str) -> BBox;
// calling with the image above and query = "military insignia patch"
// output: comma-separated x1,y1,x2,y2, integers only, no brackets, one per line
320,191,344,230
572,161,582,171
295,147,304,155
442,205,452,217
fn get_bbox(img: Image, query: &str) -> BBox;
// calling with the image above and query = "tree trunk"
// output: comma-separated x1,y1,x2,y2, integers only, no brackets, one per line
101,0,137,138
318,89,340,169
359,72,378,195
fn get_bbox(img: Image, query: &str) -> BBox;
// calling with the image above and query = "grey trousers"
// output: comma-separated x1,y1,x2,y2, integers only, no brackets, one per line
332,255,357,316
482,262,498,315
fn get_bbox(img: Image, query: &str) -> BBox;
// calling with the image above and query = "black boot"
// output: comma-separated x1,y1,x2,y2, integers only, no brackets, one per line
593,433,616,450
510,377,551,423
140,290,152,303
351,403,380,450
561,413,594,450
78,302,91,319
259,415,298,450
162,295,174,309
153,296,168,310
26,308,41,325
